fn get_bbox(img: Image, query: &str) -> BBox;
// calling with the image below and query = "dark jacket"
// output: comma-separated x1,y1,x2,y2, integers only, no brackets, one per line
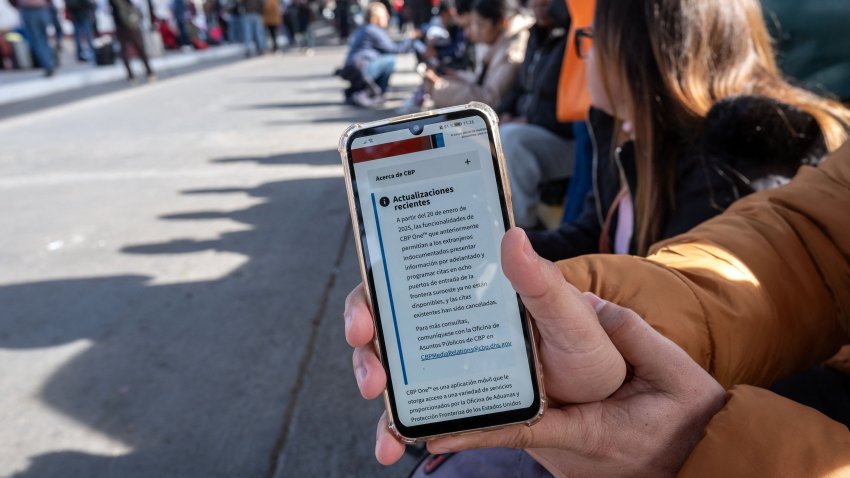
528,96,828,261
761,0,850,101
65,0,94,19
109,0,141,30
496,0,571,138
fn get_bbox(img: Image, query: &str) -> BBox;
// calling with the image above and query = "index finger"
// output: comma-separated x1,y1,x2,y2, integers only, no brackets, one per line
344,283,376,348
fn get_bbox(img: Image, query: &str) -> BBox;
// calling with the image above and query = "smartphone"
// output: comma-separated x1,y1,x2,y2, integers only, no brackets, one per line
339,102,545,443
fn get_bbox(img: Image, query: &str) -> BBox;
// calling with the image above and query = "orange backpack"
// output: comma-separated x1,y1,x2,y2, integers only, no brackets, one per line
556,0,594,122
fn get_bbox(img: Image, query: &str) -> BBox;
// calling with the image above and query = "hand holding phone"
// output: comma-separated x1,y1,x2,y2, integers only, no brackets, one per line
340,104,626,449
340,104,546,443
345,228,631,464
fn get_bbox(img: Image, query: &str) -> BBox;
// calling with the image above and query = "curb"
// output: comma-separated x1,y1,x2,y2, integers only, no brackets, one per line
0,44,245,107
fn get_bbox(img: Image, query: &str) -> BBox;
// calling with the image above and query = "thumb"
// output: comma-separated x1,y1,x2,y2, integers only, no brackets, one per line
587,294,709,391
501,228,625,402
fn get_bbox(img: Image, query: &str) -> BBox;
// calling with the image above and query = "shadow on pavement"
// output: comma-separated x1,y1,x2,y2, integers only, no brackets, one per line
232,73,338,83
0,151,411,477
237,100,346,110
264,109,397,128
211,149,339,166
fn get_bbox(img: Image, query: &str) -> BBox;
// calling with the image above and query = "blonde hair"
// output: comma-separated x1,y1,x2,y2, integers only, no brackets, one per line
594,0,850,254
365,2,389,25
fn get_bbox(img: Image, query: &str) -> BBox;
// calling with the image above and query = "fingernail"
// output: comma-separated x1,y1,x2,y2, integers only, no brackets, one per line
583,292,607,313
520,229,536,263
356,366,367,384
344,313,352,332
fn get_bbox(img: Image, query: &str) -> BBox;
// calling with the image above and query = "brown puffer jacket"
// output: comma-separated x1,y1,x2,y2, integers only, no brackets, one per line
557,141,850,476
263,0,280,27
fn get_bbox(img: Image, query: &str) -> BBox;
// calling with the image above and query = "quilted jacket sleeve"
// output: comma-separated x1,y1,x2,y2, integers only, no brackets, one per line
555,142,850,475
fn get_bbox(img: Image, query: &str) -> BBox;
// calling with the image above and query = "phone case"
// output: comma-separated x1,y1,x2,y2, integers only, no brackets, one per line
338,102,546,444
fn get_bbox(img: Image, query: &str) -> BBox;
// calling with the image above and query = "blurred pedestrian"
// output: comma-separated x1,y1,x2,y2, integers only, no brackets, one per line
290,0,313,52
496,0,571,228
13,0,55,75
239,0,264,55
65,0,95,61
46,0,62,61
172,0,191,46
262,0,279,51
341,1,420,106
109,0,155,80
222,0,243,43
333,0,349,42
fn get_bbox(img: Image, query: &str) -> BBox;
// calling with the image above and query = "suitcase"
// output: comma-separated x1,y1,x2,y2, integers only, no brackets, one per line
8,35,32,69
93,37,116,66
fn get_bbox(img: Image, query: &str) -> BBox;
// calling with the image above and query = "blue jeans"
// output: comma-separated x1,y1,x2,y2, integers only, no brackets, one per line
242,13,265,54
561,121,594,223
20,7,54,72
366,54,396,93
228,13,243,43
72,16,94,60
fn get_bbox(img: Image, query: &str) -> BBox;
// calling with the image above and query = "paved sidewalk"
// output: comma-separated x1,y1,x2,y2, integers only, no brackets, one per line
0,45,421,478
0,43,243,106
0,24,341,108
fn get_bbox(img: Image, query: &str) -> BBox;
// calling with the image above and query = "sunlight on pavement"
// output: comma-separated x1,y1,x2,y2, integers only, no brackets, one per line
0,340,134,476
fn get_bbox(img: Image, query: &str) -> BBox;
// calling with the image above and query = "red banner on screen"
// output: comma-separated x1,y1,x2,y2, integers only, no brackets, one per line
352,133,444,163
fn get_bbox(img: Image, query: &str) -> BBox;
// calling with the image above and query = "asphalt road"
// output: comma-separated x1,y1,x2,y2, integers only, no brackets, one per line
0,46,419,477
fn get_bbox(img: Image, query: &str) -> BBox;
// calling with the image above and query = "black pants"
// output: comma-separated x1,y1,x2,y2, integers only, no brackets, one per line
266,25,278,51
771,366,850,429
116,26,153,78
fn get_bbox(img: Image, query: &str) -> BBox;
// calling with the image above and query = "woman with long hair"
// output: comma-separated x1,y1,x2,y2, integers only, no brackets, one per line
528,0,850,261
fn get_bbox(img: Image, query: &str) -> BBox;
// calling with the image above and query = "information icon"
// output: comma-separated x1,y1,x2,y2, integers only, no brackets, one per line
379,196,390,207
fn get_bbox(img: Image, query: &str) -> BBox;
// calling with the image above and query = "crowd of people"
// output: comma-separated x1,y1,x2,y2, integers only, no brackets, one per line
0,0,326,80
341,0,850,475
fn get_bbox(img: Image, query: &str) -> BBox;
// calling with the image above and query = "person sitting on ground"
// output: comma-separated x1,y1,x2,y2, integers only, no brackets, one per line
425,0,532,109
526,0,850,262
397,0,476,114
341,1,422,107
495,0,571,228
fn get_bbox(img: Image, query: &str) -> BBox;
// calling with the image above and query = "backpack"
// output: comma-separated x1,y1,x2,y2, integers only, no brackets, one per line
113,0,141,29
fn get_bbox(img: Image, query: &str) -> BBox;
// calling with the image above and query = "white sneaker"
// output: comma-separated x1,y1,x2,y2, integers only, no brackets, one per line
351,90,381,108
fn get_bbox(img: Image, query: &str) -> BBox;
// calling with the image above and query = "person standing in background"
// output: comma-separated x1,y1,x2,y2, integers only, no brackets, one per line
333,0,350,42
262,0,279,51
14,0,55,75
65,0,95,61
46,0,62,62
109,0,155,80
172,0,191,46
239,0,264,55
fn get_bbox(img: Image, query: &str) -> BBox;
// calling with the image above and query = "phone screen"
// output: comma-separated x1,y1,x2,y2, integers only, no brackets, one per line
345,109,540,438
